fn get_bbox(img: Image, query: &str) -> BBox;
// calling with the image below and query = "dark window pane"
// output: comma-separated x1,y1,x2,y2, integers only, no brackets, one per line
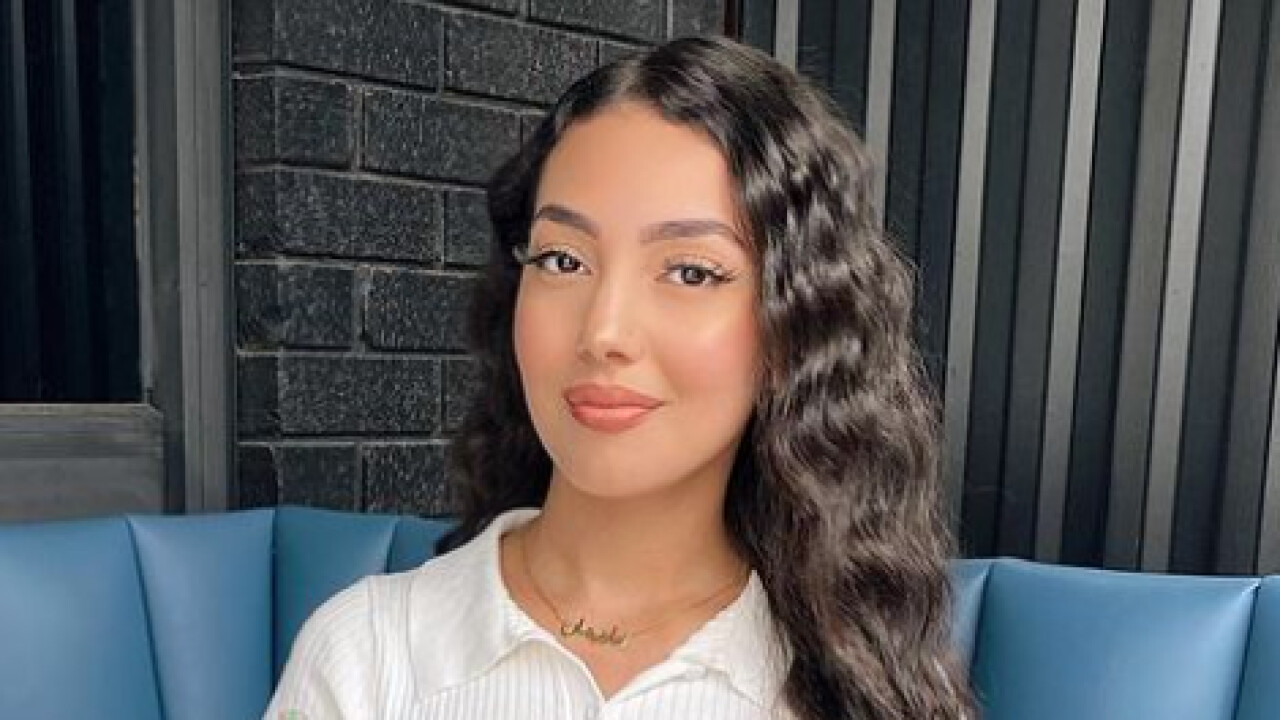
1,0,139,401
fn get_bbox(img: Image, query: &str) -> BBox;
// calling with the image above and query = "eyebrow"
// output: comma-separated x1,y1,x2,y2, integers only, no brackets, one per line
532,203,745,247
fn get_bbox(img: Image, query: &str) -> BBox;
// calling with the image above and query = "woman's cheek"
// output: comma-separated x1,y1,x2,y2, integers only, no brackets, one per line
665,305,759,403
513,287,553,394
514,287,579,409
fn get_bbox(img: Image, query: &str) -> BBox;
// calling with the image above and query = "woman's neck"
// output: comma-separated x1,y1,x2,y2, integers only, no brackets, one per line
521,469,746,616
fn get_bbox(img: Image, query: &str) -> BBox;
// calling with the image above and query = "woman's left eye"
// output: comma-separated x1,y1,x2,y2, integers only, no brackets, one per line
662,262,732,287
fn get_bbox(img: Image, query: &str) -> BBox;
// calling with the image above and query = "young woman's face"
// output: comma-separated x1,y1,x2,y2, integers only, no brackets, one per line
514,101,760,500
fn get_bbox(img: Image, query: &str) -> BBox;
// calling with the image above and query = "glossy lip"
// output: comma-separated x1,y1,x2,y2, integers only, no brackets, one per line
563,383,664,433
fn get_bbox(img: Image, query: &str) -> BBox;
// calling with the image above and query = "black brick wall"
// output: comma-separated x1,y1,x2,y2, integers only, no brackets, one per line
233,0,726,516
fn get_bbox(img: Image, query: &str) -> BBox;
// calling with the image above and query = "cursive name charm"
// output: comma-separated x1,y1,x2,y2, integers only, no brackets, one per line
559,617,628,647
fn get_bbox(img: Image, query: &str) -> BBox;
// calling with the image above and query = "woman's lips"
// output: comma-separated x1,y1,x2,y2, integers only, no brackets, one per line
567,403,657,433
563,383,663,433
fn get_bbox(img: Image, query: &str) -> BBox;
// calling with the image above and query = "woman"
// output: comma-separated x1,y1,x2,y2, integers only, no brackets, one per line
266,35,975,720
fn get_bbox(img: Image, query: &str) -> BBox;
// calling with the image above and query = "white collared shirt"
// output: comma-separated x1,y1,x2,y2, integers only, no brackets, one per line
264,508,792,719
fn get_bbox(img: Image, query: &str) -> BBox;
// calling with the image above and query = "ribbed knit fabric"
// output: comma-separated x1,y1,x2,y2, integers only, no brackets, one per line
264,508,792,719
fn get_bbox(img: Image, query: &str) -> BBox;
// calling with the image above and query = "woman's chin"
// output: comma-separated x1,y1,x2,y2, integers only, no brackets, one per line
553,467,679,502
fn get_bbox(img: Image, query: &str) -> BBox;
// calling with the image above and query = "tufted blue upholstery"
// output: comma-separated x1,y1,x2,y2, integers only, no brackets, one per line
0,518,164,720
1,506,1278,719
0,507,449,720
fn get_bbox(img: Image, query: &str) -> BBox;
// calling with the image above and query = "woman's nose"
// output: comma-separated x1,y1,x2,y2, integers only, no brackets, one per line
575,275,645,366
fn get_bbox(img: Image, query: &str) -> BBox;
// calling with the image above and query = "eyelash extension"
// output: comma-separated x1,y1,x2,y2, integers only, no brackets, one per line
663,257,738,285
513,245,586,273
514,245,737,286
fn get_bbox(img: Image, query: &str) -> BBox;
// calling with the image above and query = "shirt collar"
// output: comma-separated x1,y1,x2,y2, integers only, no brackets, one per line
670,570,789,709
409,507,543,701
408,507,787,709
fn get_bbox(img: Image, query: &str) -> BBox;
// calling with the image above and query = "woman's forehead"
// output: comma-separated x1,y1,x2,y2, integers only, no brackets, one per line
534,102,743,234
531,202,746,251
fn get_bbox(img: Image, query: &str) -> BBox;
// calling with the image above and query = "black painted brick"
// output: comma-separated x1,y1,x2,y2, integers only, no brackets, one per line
278,444,359,509
239,354,441,436
236,170,442,262
232,0,273,59
363,90,521,184
234,77,275,161
237,355,281,437
520,111,547,144
235,75,354,166
444,190,492,267
238,445,280,508
437,0,520,13
362,442,456,516
530,0,663,42
671,0,725,38
363,270,474,351
599,39,646,66
445,14,596,105
239,443,358,510
237,263,355,349
276,0,442,87
290,355,439,434
443,356,479,432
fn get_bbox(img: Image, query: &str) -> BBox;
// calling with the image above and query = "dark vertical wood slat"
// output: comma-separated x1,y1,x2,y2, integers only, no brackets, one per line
1036,0,1107,562
785,0,1277,573
995,0,1075,559
960,0,1037,558
885,0,929,263
795,0,870,146
1223,0,1280,575
1169,0,1267,574
1060,0,1150,568
915,0,967,395
797,0,834,84
1141,0,1221,573
1104,0,1191,570
829,0,870,135
1250,0,1280,576
739,0,776,53
1,0,41,400
724,0,741,36
943,0,997,533
1263,343,1280,573
1264,372,1280,573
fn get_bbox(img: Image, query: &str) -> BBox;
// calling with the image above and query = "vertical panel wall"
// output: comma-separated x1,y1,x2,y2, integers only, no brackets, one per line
745,0,1280,575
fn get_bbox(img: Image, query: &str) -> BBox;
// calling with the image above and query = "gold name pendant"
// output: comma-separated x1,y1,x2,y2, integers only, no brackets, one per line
559,617,628,647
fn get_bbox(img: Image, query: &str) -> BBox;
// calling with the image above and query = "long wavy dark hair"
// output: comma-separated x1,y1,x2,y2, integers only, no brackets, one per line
438,35,975,720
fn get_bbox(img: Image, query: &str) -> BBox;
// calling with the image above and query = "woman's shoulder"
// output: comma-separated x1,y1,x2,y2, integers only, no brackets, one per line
320,549,474,622
287,574,379,657
290,508,533,662
277,553,473,691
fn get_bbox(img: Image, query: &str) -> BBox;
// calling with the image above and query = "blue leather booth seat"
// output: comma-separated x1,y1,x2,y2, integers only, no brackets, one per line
0,506,1277,719
0,507,448,720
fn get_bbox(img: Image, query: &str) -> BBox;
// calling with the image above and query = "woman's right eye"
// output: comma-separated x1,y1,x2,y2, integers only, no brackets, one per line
527,249,587,275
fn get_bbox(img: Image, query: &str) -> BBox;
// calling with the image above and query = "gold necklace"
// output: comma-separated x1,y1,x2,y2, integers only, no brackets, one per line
516,524,748,650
